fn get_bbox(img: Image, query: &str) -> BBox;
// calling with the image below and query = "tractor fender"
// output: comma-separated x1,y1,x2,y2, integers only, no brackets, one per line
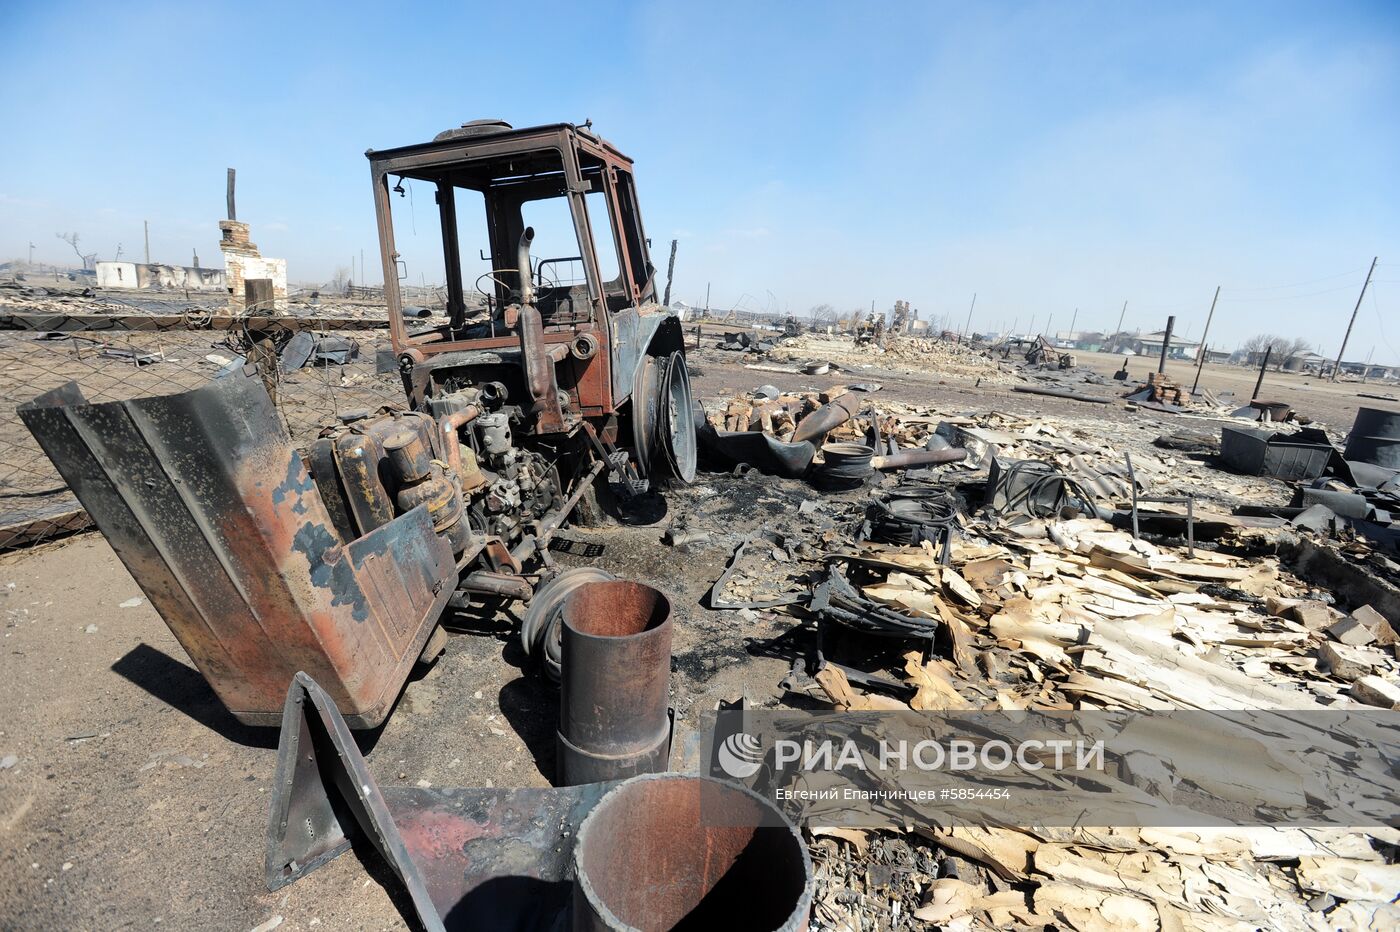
611,306,685,405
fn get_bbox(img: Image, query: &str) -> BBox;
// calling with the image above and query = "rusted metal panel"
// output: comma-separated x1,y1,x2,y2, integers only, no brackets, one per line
18,369,455,727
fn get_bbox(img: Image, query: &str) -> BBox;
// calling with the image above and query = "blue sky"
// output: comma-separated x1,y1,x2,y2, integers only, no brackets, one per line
2,1,1398,361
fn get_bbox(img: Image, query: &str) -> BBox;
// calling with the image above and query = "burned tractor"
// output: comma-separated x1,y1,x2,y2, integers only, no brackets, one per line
20,121,696,727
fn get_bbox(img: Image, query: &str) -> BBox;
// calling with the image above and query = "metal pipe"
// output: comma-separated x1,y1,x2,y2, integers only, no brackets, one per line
460,570,533,601
518,307,567,433
870,447,968,470
437,404,480,476
516,226,535,306
571,773,813,932
558,581,673,786
791,392,863,445
1011,385,1112,404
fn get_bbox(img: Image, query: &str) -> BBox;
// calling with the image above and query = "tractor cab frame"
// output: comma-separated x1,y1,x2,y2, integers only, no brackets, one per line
368,121,691,466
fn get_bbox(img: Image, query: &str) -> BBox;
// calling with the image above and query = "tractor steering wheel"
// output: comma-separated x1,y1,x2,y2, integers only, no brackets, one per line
473,269,556,301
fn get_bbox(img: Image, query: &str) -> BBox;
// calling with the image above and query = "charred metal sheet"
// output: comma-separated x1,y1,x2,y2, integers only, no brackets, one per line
557,581,673,786
267,674,813,931
696,422,815,479
19,369,455,728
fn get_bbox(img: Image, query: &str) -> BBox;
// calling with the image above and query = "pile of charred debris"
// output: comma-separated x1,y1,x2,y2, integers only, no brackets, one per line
661,379,1400,930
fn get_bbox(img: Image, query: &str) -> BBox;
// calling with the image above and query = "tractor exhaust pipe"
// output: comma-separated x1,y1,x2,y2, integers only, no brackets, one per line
517,226,536,306
515,227,566,433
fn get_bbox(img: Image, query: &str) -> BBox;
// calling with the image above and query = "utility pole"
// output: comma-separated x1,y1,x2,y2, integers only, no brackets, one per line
1158,315,1175,374
704,282,711,316
1115,300,1127,336
143,220,150,265
1045,313,1053,338
1190,286,1221,394
28,242,35,266
1330,256,1378,382
1068,307,1078,340
964,293,977,337
662,238,678,306
226,168,236,221
1028,314,1036,338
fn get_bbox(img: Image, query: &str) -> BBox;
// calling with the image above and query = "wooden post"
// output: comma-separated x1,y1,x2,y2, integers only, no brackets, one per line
1330,256,1378,382
662,238,678,307
1190,286,1220,394
1252,346,1272,400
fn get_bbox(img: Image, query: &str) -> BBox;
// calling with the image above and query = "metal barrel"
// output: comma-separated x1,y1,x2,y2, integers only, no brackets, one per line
557,581,672,785
1344,406,1400,468
572,773,813,932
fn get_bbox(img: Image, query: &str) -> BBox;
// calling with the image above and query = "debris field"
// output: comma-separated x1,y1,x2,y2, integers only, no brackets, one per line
1,326,1397,930
1,117,1398,932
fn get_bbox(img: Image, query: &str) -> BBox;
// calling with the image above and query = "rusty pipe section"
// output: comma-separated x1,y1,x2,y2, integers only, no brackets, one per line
871,447,968,470
516,226,536,306
516,227,567,435
572,773,814,932
436,404,479,477
791,391,863,445
459,570,533,601
557,581,672,786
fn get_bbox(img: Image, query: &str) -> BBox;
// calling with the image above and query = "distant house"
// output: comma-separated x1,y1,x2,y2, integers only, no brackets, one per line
1128,330,1201,361
1284,351,1331,373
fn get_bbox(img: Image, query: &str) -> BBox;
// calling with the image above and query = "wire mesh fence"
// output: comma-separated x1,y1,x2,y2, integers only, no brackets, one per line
0,286,409,551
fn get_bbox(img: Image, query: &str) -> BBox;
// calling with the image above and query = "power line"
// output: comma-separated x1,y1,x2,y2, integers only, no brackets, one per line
1217,283,1359,303
1224,267,1366,292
